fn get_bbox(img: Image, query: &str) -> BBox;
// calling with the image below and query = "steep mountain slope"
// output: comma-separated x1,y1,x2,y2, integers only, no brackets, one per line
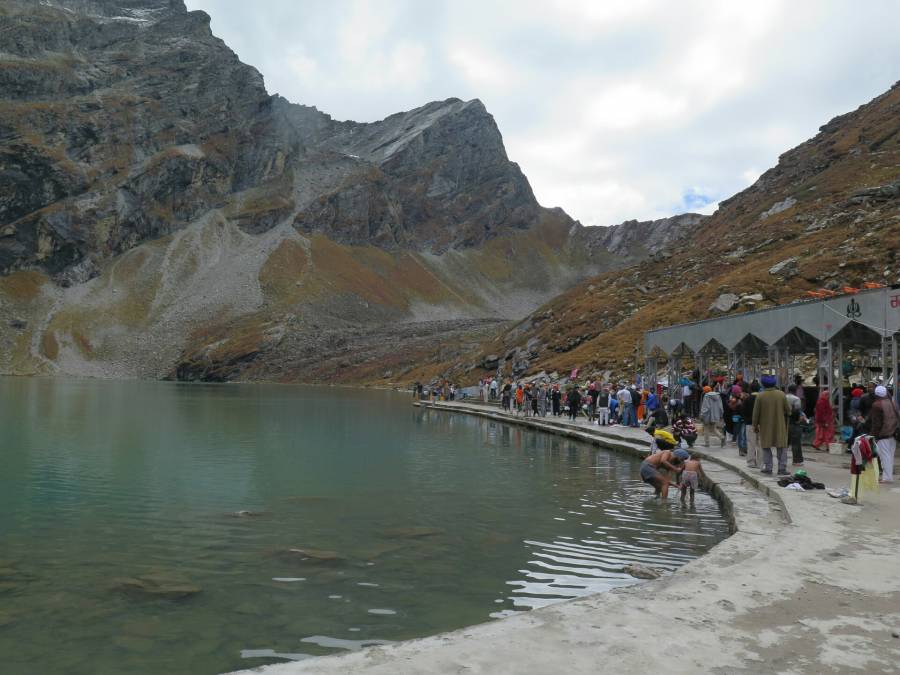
0,0,696,382
411,81,900,385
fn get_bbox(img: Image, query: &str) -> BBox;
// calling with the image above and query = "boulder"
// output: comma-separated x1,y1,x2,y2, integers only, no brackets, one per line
709,293,739,314
769,258,799,277
8,319,27,330
623,564,662,580
740,293,764,304
759,196,797,219
481,354,500,369
847,180,900,204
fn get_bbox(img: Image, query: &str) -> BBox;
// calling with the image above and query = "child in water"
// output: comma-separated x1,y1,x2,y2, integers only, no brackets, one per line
679,454,705,506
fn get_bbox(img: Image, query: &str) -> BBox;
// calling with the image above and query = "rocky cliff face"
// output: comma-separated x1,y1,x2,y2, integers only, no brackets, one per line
0,0,700,383
585,213,706,264
0,0,278,276
0,0,548,276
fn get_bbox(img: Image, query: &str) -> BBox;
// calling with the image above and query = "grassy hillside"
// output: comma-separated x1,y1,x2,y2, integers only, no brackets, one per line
400,82,900,386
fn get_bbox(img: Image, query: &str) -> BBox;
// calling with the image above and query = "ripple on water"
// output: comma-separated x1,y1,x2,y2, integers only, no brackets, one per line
0,380,730,675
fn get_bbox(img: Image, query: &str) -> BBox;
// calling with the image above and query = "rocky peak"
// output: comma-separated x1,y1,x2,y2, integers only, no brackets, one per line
32,0,187,22
289,101,538,251
0,0,560,275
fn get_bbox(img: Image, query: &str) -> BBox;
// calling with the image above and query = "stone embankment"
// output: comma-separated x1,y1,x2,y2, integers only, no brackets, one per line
232,400,900,675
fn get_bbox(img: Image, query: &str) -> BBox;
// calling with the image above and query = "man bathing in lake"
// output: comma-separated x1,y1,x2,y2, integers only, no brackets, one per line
639,450,683,499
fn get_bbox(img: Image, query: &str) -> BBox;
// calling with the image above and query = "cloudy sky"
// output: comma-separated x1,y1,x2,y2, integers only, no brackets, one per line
186,0,899,227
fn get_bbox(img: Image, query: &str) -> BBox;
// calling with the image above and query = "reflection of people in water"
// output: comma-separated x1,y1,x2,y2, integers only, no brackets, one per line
639,450,683,498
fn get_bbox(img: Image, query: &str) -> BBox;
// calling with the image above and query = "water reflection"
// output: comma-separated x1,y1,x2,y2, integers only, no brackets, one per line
415,407,728,613
0,379,729,674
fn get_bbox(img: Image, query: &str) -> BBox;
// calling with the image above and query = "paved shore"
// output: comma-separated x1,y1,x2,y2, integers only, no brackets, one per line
232,401,900,674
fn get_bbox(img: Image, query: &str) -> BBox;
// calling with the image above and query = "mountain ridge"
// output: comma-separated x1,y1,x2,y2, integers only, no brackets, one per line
0,0,702,382
407,81,900,386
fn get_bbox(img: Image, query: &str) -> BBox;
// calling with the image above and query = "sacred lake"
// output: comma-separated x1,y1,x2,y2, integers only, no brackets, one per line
0,378,730,674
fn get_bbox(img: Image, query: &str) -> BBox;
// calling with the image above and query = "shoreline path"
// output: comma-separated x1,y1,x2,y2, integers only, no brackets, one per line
231,400,900,675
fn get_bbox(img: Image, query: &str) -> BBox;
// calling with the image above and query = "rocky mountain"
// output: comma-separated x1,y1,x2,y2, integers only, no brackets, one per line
589,213,706,265
410,81,900,385
0,0,697,382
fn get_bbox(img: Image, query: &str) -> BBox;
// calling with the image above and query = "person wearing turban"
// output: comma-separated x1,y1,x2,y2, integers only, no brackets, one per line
752,375,791,475
869,385,899,483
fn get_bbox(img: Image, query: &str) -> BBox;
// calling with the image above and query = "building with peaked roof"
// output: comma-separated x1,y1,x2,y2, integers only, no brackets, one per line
644,285,900,421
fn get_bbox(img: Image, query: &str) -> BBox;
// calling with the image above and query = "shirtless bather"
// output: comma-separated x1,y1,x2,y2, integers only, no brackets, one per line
679,457,704,506
639,450,682,498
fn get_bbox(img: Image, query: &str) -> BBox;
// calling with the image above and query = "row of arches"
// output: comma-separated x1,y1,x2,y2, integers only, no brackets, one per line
642,287,900,424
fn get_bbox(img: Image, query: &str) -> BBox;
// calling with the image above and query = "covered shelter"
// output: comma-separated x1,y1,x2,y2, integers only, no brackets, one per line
644,286,900,423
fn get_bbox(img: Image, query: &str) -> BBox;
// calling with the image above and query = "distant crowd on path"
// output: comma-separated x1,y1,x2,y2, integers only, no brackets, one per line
419,370,897,489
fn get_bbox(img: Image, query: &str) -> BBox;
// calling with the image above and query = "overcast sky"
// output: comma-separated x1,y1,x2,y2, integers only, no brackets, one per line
186,0,899,227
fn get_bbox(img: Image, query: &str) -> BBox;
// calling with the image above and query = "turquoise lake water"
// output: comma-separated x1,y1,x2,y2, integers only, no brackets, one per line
0,378,730,674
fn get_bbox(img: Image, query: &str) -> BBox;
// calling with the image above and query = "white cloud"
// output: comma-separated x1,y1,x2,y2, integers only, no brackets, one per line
581,83,689,131
286,48,318,82
696,201,720,216
741,168,763,186
187,0,900,226
446,43,519,91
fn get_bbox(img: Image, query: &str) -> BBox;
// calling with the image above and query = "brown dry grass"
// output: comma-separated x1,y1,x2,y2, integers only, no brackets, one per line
259,239,308,305
405,82,900,385
307,235,464,310
0,271,46,301
41,331,58,360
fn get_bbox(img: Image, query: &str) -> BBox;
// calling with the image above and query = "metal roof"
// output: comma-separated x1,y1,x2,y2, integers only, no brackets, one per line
645,286,900,355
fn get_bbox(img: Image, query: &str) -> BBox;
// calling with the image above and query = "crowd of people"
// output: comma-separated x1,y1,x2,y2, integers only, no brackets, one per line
445,371,899,490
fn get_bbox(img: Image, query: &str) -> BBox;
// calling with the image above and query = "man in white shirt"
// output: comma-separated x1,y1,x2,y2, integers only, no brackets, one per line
617,385,634,427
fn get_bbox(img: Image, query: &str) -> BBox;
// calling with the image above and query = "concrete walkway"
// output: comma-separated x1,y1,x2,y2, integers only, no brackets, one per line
231,401,900,675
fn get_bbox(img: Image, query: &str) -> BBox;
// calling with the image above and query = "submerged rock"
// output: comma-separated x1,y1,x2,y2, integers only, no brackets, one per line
623,564,662,580
380,527,444,539
227,510,265,518
279,548,346,565
111,574,202,600
361,542,410,560
284,496,332,504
